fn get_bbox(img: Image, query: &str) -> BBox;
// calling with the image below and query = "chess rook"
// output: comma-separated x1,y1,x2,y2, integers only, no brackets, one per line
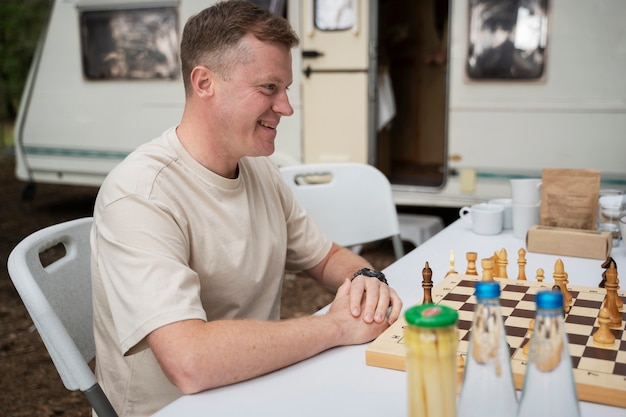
465,252,478,276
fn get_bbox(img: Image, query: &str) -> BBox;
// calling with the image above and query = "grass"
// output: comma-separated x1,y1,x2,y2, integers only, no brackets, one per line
2,120,15,149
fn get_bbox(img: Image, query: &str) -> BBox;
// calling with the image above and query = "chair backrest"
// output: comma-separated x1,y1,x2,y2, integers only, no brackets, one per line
280,163,404,258
7,217,118,417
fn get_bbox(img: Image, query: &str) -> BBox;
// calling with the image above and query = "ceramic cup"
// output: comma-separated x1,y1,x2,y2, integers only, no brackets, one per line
510,179,542,205
488,198,513,229
597,189,625,245
512,203,541,240
459,203,504,235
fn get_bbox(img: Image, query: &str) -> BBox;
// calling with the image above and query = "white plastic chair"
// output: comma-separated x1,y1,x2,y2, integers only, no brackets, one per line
280,163,405,259
7,217,118,417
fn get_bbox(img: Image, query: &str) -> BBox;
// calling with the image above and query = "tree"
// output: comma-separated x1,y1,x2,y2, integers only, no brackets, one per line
0,0,52,126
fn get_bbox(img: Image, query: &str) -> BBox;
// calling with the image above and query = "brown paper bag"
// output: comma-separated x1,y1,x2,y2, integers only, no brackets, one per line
540,169,601,230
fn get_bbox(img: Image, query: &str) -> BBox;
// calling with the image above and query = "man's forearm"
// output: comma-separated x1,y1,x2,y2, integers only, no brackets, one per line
306,242,374,291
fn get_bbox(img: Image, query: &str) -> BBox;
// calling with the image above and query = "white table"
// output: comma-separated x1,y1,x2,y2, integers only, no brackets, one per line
152,220,626,417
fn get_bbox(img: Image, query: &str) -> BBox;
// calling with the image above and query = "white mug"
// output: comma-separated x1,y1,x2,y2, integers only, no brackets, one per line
459,203,504,235
510,179,542,205
512,203,541,240
488,198,513,229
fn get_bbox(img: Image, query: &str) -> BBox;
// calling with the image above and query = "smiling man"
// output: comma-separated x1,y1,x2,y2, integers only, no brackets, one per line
90,1,402,416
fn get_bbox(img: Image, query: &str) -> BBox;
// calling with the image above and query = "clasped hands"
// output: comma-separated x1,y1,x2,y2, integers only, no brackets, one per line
347,274,402,324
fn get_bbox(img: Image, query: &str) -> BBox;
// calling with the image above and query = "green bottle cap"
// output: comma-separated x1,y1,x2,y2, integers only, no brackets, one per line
405,304,458,328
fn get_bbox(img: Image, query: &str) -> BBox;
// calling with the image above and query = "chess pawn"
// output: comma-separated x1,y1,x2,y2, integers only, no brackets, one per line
535,268,544,283
457,281,518,417
517,291,581,417
481,258,494,281
593,307,616,346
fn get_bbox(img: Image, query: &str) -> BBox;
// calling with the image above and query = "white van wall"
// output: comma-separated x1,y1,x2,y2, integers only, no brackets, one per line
15,0,626,206
15,0,303,186
394,0,626,207
17,1,183,185
447,0,625,180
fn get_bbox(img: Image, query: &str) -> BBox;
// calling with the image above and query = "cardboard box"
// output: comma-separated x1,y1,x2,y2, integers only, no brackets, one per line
526,226,613,260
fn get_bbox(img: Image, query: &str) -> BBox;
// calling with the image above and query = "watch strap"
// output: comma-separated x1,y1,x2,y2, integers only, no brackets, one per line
352,267,388,285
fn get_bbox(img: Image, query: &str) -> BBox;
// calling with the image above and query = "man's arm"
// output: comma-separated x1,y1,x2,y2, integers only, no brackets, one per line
146,278,389,394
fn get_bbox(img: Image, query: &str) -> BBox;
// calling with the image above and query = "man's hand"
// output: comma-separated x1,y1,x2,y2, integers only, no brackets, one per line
349,274,402,325
305,243,403,328
325,279,393,345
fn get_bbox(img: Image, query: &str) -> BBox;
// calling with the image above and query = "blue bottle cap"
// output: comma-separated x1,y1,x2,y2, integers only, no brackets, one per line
536,290,564,309
475,281,501,299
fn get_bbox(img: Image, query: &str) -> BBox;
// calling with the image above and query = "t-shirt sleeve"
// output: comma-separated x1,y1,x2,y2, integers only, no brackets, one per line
93,194,207,355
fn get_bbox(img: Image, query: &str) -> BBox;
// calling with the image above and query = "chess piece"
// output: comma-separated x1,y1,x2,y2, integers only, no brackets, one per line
563,271,573,309
497,248,508,278
422,261,433,304
457,355,465,387
446,249,457,277
593,308,616,346
523,319,535,356
492,251,499,277
603,262,622,329
536,268,544,283
552,259,572,312
608,258,624,311
466,252,478,275
599,256,614,288
516,248,527,280
481,258,494,281
458,281,518,417
601,257,622,310
518,291,581,417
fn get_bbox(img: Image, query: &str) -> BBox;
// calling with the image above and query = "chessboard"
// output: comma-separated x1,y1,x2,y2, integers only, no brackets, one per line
366,272,626,408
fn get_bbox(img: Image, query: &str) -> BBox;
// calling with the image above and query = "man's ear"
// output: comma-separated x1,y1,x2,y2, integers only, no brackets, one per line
190,66,214,98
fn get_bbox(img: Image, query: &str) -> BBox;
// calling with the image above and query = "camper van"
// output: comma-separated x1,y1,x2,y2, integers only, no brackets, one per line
14,0,626,207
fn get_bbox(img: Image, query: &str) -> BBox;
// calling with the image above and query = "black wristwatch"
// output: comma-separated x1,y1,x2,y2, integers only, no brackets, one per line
352,268,388,285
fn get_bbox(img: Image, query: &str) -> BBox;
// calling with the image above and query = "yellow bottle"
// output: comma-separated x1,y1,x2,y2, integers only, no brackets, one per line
405,304,459,417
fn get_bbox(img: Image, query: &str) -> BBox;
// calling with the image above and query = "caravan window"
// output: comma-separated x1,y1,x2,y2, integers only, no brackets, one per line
79,7,179,80
315,0,356,31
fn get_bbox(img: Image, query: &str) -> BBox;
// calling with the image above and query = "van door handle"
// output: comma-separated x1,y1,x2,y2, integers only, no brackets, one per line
302,50,325,58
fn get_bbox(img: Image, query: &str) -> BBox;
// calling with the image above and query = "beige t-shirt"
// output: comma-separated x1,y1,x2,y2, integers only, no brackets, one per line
91,127,332,416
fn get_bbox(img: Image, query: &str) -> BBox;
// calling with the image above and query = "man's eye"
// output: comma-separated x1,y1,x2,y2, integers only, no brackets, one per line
264,84,276,91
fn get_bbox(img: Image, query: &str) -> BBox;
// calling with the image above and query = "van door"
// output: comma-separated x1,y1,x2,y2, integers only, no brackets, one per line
300,0,372,164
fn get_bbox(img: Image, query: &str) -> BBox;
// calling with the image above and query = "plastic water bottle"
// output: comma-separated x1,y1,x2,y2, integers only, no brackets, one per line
457,280,518,417
517,290,581,417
